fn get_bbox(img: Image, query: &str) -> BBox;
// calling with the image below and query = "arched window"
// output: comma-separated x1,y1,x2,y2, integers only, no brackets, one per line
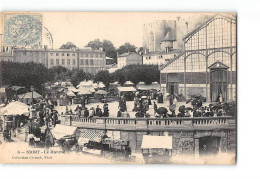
186,53,206,72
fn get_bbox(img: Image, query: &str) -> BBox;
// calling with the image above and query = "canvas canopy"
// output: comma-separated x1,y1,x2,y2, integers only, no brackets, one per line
136,84,160,91
117,86,136,92
18,91,43,99
124,81,134,86
98,82,105,88
141,135,172,149
51,124,79,140
0,101,29,116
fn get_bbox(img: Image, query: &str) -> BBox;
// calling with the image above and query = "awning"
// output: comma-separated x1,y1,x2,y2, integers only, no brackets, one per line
18,91,43,99
51,124,79,140
117,86,136,92
136,84,160,91
11,86,25,91
141,135,172,149
95,90,107,95
98,82,105,88
0,101,29,116
80,129,105,142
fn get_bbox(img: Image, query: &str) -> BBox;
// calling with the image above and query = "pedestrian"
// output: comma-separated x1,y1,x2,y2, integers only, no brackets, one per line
84,107,89,117
89,107,95,117
96,105,102,117
153,102,158,116
103,103,109,117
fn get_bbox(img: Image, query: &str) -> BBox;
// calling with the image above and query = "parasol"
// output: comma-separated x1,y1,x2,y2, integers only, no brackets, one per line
157,107,168,114
178,105,186,113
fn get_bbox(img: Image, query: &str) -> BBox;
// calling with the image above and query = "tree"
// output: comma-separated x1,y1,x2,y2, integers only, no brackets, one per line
70,69,93,87
86,39,103,50
93,70,111,88
117,42,137,55
86,39,117,64
103,40,117,59
110,64,160,85
60,42,77,49
0,61,53,92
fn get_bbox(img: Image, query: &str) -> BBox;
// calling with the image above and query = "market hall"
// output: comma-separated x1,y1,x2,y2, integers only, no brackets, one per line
160,14,236,102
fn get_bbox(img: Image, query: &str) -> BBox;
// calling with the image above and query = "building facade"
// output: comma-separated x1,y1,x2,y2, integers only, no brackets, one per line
143,30,182,67
160,14,236,102
78,48,106,74
0,46,106,74
142,50,182,67
117,52,142,69
48,49,78,70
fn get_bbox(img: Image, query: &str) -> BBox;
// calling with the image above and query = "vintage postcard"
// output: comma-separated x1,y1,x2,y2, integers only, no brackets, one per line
0,12,236,164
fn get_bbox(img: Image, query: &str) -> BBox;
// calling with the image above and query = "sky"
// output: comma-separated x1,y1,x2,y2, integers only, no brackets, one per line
42,12,218,49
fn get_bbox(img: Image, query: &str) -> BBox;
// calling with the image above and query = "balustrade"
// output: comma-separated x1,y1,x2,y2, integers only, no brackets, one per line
60,115,235,131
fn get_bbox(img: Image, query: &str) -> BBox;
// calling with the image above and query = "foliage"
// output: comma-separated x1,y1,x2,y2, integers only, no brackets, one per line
117,42,137,55
60,42,77,49
111,64,160,85
86,39,117,62
0,61,52,92
0,62,93,92
70,69,93,87
93,70,111,88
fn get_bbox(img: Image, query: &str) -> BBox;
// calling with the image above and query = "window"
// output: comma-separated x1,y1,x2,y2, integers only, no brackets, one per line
67,59,70,65
67,53,70,56
80,53,83,57
72,53,75,56
95,54,98,58
100,54,102,58
90,54,93,58
62,53,64,56
50,59,54,65
56,53,59,56
85,59,88,65
73,59,76,65
56,59,59,65
62,59,65,65
80,59,84,65
85,54,88,58
50,53,53,56
90,59,94,65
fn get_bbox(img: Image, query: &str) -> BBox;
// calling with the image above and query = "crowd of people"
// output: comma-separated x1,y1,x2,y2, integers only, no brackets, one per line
65,103,110,117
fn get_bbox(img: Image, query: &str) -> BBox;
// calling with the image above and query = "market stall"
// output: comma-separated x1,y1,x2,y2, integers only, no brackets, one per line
141,135,173,164
117,86,136,101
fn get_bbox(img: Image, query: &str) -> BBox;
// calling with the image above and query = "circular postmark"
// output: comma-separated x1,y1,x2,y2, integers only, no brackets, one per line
42,27,53,49
4,14,42,46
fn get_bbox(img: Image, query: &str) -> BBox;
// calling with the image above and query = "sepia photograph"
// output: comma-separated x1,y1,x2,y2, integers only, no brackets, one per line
0,11,237,164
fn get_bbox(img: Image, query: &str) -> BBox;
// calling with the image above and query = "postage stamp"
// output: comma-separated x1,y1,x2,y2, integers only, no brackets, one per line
3,13,42,46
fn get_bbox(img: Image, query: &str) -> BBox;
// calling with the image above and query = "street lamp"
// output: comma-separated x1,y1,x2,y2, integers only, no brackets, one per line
30,86,35,105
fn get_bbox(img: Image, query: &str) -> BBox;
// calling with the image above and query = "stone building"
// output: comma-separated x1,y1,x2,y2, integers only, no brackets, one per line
0,45,106,74
117,52,142,69
78,48,106,74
